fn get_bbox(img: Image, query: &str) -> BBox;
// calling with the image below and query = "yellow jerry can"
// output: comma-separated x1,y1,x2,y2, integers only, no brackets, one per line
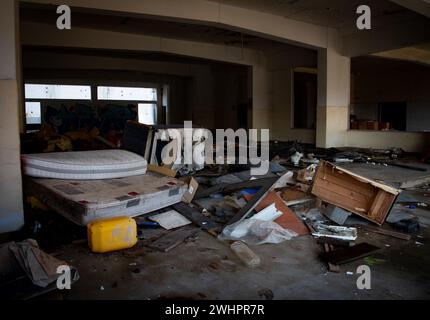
87,216,137,253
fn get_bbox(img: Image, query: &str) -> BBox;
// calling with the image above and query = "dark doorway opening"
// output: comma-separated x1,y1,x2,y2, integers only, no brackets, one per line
293,71,317,129
379,102,407,131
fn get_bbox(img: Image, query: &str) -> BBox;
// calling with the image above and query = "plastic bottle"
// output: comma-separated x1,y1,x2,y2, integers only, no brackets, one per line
230,241,261,268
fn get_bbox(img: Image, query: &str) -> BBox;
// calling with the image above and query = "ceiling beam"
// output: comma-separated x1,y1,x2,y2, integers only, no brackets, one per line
390,0,430,18
21,21,263,66
21,0,331,50
343,17,430,57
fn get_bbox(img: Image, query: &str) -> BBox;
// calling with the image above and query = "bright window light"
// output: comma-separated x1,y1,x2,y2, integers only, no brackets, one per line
138,103,157,125
98,86,157,101
25,102,41,124
25,84,91,100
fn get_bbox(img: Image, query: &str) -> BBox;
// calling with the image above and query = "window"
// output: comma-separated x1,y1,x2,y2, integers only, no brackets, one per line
138,103,157,125
24,84,91,100
97,86,157,101
25,102,41,124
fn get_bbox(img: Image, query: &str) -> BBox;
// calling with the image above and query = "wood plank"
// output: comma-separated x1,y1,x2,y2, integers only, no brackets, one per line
368,189,392,220
255,191,309,236
314,178,371,205
368,189,386,219
173,202,222,234
319,167,376,198
312,185,370,213
147,225,199,252
321,161,400,194
147,164,177,177
360,225,411,241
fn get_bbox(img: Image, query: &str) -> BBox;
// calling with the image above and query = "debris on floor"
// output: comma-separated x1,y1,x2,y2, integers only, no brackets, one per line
230,241,261,268
323,204,352,226
88,217,138,253
11,140,430,298
147,225,199,252
311,224,358,241
149,210,192,230
0,239,79,299
311,160,400,225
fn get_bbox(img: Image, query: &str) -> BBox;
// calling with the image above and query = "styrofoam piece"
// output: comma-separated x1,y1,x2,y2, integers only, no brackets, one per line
149,210,191,230
312,224,358,241
21,150,147,180
251,203,283,222
24,173,187,226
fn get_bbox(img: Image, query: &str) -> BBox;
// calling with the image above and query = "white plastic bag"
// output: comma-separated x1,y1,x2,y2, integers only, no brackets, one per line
218,219,297,245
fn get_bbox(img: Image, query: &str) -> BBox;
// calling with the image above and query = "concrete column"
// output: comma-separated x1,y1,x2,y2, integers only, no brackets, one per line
0,0,24,233
252,64,272,132
316,30,351,148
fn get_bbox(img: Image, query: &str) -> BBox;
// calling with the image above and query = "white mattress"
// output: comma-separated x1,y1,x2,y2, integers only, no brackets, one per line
21,150,147,180
25,173,187,225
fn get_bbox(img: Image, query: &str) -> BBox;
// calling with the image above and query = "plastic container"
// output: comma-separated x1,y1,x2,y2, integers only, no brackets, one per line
230,241,261,268
88,216,137,253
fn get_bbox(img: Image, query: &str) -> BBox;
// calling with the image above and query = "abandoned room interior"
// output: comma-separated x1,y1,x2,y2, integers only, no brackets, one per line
1,0,430,303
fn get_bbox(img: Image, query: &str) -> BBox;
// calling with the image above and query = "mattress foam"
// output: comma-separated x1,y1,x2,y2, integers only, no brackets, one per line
21,149,147,180
25,173,187,225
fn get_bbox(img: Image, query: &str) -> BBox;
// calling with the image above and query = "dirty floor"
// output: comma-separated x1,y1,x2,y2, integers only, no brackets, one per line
52,224,430,300
28,162,430,300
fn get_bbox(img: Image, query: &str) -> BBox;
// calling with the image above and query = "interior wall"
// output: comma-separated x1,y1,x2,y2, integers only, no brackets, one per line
351,57,430,132
346,130,429,152
264,47,318,143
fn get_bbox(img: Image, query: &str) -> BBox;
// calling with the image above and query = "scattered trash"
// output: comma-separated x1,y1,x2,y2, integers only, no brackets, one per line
391,218,420,234
87,217,137,253
6,239,79,288
230,241,261,268
312,224,358,241
323,204,352,226
147,226,199,252
149,210,192,230
219,219,297,245
251,203,283,222
271,172,295,190
296,164,317,183
290,152,304,166
256,192,309,235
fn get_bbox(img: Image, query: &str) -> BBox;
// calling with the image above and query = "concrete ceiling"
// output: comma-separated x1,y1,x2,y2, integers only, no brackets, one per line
214,0,423,35
20,3,302,53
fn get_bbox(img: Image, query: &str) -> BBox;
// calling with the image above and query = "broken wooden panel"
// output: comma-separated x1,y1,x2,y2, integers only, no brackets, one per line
254,191,309,236
311,161,400,225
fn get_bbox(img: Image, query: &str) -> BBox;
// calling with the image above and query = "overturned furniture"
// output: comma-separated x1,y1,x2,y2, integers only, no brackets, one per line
311,161,400,225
